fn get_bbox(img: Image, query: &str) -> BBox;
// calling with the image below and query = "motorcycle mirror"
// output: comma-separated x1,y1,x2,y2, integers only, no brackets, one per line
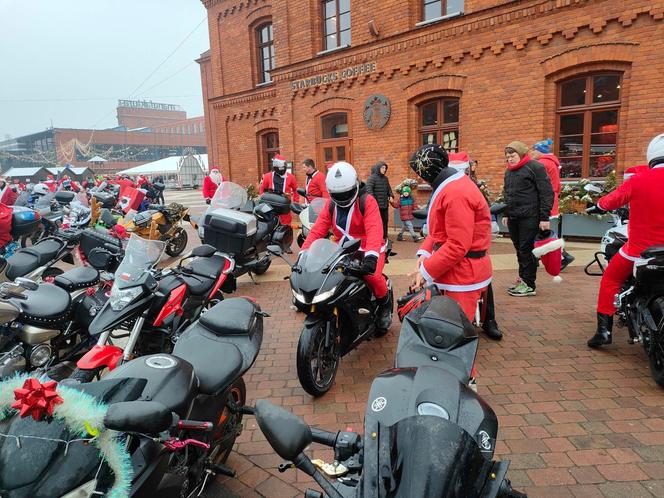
104,400,174,434
14,277,38,291
297,187,307,197
584,183,603,194
489,203,507,215
412,209,427,220
341,238,361,252
267,244,283,256
254,399,312,461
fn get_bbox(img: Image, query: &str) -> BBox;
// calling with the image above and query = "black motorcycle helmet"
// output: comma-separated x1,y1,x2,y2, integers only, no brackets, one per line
408,144,449,184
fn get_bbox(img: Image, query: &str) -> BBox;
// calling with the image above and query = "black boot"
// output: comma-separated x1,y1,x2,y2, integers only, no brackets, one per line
561,251,575,271
587,313,613,348
376,295,393,331
482,319,503,341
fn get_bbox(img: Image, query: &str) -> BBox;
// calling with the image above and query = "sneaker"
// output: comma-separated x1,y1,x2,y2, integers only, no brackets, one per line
508,282,536,297
561,252,575,272
507,278,522,292
413,236,422,242
396,234,404,241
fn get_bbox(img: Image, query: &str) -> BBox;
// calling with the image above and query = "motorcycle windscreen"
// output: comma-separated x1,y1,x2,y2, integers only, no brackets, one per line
113,234,165,289
210,181,248,210
299,197,327,229
384,416,490,498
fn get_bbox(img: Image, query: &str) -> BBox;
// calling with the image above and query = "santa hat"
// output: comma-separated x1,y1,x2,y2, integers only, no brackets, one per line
272,154,287,168
624,164,649,181
448,152,470,171
532,230,565,283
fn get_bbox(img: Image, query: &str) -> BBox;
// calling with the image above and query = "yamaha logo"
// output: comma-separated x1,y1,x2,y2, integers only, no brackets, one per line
371,396,387,412
478,430,492,451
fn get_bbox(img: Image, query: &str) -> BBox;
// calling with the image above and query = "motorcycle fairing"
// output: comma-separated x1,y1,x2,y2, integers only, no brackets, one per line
152,283,187,327
76,344,124,371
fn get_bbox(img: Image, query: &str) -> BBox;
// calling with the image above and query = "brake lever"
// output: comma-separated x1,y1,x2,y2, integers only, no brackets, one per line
163,438,210,452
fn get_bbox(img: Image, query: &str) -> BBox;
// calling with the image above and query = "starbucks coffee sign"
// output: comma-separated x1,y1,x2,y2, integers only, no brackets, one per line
290,62,377,91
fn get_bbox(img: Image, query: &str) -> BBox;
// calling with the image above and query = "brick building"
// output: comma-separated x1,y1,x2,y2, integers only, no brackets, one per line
1,100,206,175
198,0,664,195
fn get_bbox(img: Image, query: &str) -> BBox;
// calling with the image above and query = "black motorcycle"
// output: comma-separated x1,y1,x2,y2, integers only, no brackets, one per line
585,207,664,386
252,293,526,497
271,238,393,397
198,181,293,277
0,296,264,497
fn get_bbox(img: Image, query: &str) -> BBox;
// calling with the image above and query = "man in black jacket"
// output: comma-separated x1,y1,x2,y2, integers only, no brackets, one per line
500,141,554,297
366,161,394,240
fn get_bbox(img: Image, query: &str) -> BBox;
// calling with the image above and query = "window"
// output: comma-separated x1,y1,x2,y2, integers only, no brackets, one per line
318,112,351,165
256,22,275,84
422,0,464,22
418,98,460,152
322,0,350,51
321,113,349,139
260,131,280,174
556,73,622,178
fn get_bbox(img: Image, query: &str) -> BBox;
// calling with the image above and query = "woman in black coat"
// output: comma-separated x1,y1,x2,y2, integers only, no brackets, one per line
501,141,554,297
366,161,394,239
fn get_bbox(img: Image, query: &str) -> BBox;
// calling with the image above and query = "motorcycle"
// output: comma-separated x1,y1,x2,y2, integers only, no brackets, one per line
271,237,393,397
251,293,526,497
196,181,294,277
585,204,664,387
1,206,42,258
0,296,265,497
71,235,235,382
122,202,190,257
291,196,327,248
584,206,629,276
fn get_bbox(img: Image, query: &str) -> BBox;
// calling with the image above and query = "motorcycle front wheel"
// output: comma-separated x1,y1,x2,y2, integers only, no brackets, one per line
297,319,339,397
165,227,188,256
648,299,664,388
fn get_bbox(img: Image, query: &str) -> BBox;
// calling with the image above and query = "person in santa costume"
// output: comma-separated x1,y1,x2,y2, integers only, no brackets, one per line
302,161,392,329
203,168,224,204
409,144,493,321
260,154,299,226
531,139,575,270
302,158,329,202
623,164,649,181
44,175,57,192
587,133,664,347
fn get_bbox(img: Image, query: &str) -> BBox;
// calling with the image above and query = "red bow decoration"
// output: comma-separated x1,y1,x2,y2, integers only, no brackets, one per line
11,378,64,421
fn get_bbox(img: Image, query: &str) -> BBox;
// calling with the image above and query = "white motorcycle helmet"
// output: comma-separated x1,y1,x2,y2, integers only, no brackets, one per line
326,161,359,208
647,133,664,168
32,183,50,196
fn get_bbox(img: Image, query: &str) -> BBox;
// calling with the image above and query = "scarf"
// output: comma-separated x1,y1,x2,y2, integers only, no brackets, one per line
400,195,413,206
506,155,531,171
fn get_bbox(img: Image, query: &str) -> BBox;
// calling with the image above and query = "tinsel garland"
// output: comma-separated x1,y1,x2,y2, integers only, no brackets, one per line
0,375,133,498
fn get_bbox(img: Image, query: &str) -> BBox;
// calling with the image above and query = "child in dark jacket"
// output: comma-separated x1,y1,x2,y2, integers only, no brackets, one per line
392,186,422,242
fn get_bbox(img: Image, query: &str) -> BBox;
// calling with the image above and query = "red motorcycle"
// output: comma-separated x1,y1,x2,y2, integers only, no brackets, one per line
71,235,236,381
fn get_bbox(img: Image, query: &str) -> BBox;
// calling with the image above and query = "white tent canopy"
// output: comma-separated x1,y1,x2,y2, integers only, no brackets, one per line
87,155,108,163
118,154,208,188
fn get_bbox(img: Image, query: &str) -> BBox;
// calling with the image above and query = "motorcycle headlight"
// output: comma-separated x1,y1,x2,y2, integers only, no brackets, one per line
312,287,336,304
29,344,52,367
109,284,142,311
60,479,98,498
292,289,306,304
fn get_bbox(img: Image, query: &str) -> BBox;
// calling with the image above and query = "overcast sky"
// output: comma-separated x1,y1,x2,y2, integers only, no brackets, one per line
0,0,210,139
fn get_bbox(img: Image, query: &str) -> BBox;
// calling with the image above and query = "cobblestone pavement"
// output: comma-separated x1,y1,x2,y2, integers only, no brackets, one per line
164,188,664,498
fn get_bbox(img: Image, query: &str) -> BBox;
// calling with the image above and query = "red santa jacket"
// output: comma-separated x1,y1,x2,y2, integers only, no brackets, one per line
302,194,384,258
417,171,493,291
259,172,299,202
598,165,664,259
305,171,329,201
539,154,561,217
202,175,223,199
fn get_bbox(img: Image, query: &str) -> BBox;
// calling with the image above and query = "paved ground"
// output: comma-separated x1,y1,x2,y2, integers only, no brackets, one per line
163,189,664,498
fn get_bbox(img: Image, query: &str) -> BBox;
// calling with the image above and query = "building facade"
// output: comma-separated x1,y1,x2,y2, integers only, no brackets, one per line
198,0,664,192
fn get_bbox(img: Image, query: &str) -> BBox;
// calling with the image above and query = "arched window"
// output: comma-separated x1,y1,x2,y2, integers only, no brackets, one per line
556,73,622,178
256,22,275,84
259,130,280,175
417,98,460,152
317,112,351,165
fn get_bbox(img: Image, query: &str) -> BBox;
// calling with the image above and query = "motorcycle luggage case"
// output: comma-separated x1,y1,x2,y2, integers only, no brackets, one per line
10,207,40,237
54,190,76,205
259,193,291,215
204,207,257,254
92,191,116,209
79,228,123,266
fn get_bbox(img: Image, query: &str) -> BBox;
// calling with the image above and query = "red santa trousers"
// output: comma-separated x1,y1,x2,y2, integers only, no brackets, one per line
445,288,485,322
597,252,634,315
363,252,388,300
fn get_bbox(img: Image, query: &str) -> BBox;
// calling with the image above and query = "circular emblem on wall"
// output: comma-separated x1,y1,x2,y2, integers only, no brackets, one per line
363,94,391,130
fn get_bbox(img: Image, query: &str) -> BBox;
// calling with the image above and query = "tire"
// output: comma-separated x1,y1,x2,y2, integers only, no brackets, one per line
252,259,271,275
296,320,339,397
165,227,188,257
648,299,664,388
212,378,247,464
70,366,103,383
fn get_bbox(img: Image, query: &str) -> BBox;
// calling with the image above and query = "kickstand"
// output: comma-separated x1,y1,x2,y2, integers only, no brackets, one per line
248,272,258,285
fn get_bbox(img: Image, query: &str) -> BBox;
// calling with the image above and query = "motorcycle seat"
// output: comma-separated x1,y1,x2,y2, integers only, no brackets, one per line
10,283,72,327
187,254,226,280
5,239,64,280
199,297,257,336
158,273,215,297
54,266,100,292
642,245,664,259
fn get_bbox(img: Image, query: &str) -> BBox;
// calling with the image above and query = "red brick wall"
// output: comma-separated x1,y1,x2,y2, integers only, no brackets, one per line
200,0,664,198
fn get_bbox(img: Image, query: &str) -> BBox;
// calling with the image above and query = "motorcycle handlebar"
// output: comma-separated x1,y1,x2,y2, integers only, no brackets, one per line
310,427,338,447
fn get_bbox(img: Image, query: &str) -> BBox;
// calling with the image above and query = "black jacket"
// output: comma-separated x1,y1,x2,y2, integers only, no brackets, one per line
366,163,393,209
503,159,554,221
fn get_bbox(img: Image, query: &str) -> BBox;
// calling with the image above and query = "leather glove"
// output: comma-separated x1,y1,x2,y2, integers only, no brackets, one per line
205,198,211,205
362,254,378,275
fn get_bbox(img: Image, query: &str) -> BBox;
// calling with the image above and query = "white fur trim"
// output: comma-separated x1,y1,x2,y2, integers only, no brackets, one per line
436,276,493,292
416,249,432,259
553,275,563,283
532,238,565,258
